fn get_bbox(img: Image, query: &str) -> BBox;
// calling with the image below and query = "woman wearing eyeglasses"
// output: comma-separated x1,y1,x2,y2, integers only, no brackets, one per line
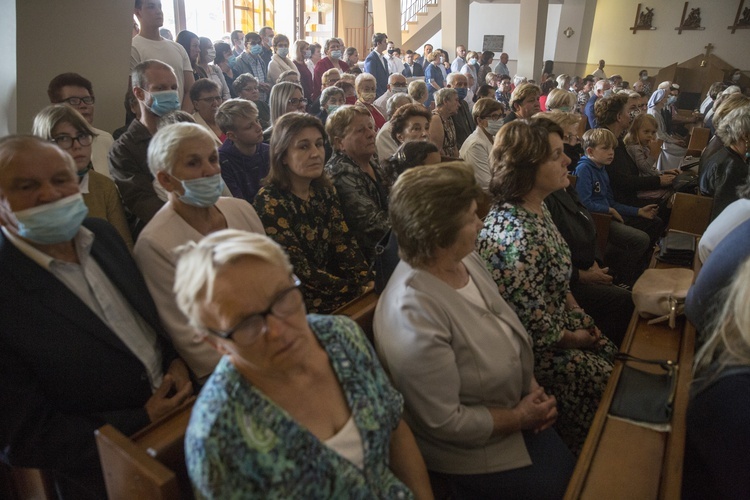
264,82,309,142
32,104,133,250
132,122,264,382
253,113,370,314
174,229,432,498
190,79,224,146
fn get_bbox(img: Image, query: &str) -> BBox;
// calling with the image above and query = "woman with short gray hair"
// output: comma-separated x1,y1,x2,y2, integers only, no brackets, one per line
429,87,459,157
133,122,264,381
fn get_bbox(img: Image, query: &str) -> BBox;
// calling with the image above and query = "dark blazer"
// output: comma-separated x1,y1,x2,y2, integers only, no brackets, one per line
0,218,176,496
364,49,389,98
605,137,661,208
402,62,424,78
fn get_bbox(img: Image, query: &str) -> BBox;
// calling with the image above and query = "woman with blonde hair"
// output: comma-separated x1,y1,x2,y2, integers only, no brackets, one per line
545,88,576,112
355,73,386,130
32,104,133,249
685,254,750,499
408,80,428,106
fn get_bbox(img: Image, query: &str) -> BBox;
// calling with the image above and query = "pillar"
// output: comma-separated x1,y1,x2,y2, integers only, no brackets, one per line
517,0,549,81
373,0,402,46
441,0,470,60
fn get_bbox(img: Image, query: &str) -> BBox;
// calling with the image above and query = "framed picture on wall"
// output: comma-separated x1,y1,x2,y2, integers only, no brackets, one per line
482,35,504,53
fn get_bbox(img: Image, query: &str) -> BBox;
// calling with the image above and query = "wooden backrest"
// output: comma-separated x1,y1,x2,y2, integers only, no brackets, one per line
332,289,379,344
686,127,710,157
649,138,664,160
567,174,577,188
668,192,713,236
591,212,612,257
96,401,195,500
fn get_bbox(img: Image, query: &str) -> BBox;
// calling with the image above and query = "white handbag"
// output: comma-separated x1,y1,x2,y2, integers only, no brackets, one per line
632,268,695,328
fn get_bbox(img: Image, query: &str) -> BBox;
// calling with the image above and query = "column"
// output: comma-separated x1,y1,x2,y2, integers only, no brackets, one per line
517,0,549,81
441,0,470,60
373,0,402,46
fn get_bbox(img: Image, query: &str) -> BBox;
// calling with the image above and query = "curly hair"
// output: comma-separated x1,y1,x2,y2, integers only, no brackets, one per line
390,103,432,143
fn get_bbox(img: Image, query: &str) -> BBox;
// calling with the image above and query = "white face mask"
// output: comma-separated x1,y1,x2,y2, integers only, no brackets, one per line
641,75,648,81
602,89,613,98
206,48,216,61
733,73,741,82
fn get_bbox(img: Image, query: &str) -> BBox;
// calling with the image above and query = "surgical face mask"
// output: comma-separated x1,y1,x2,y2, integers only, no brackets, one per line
469,58,477,66
304,49,312,58
602,89,613,98
147,90,180,117
667,95,677,106
558,106,571,113
359,92,376,104
250,44,263,55
455,87,468,99
733,73,741,82
265,36,274,45
439,56,445,63
641,74,648,81
327,104,341,114
14,192,89,244
330,50,342,60
391,85,408,94
485,118,503,135
277,47,289,58
206,48,216,61
176,174,224,207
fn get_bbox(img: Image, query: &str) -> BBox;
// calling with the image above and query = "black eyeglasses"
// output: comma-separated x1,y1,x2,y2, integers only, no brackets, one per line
203,275,303,344
51,132,93,149
288,97,309,106
197,96,222,104
62,96,95,106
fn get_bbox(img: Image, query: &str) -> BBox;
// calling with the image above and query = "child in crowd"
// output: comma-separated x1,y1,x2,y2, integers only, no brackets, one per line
216,98,270,204
575,128,661,233
623,113,676,200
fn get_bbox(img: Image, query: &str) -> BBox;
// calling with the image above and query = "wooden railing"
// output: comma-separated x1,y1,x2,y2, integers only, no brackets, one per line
345,25,374,62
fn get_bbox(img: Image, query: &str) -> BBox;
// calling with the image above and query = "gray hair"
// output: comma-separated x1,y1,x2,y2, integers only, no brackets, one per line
232,73,258,96
513,74,527,86
0,135,76,179
408,80,427,103
386,93,414,119
716,105,750,146
320,86,345,108
147,122,217,176
446,72,467,86
434,87,458,107
131,59,176,90
354,72,377,92
269,82,305,124
173,229,293,333
545,89,576,111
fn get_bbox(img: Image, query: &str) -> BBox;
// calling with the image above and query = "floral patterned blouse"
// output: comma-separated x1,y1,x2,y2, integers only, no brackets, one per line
254,182,370,314
326,152,390,264
185,315,412,499
476,202,615,454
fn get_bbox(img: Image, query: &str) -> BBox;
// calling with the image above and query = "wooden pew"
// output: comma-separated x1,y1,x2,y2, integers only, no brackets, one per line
668,192,713,236
565,244,701,500
95,290,380,499
686,127,709,157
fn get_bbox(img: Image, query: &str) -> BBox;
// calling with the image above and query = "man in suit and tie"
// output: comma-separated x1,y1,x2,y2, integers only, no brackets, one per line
415,43,433,68
0,136,193,499
364,32,390,98
403,50,424,78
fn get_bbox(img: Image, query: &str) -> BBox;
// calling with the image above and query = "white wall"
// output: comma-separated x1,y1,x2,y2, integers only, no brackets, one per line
0,0,17,135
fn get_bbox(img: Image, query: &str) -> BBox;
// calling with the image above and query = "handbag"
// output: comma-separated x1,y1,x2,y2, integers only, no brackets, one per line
609,353,678,425
632,268,694,328
672,170,699,194
373,229,400,294
656,230,696,266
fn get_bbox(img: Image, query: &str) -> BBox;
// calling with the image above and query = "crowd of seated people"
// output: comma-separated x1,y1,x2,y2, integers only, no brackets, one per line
4,0,750,495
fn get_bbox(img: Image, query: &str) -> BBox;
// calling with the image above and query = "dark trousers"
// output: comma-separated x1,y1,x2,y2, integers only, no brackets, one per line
570,279,633,348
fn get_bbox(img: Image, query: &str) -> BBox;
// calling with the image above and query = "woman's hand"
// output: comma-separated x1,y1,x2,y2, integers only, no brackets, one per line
579,262,613,285
637,204,659,219
559,328,600,349
514,386,558,433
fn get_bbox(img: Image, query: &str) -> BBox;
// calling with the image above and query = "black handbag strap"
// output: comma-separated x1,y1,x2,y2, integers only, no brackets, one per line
615,352,677,372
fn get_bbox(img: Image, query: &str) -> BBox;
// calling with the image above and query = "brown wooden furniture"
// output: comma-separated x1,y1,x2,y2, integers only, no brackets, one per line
686,127,710,157
0,465,55,500
668,192,713,235
591,212,612,257
564,245,701,500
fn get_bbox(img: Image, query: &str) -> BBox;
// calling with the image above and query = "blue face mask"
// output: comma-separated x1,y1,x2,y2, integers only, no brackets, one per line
148,90,180,117
327,104,341,114
176,173,225,207
468,58,477,66
277,47,289,58
14,192,88,244
250,44,263,55
455,87,468,99
330,50,342,60
667,95,677,106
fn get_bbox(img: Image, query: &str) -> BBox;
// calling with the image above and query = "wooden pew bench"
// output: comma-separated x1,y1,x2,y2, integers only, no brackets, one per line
95,290,380,499
565,245,701,499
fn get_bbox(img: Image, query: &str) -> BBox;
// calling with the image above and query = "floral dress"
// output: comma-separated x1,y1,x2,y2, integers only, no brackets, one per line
476,202,616,455
254,182,370,314
186,315,412,499
432,109,457,158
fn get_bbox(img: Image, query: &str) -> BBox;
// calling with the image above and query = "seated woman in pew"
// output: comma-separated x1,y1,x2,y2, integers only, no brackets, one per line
32,104,133,249
254,112,370,314
374,163,574,500
133,123,264,382
175,230,432,499
476,117,617,455
698,94,750,178
325,105,390,263
684,255,750,499
699,178,750,263
699,106,750,221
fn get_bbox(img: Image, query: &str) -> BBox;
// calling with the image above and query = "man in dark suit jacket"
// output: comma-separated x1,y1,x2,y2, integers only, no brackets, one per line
0,136,193,499
364,32,390,98
402,50,424,77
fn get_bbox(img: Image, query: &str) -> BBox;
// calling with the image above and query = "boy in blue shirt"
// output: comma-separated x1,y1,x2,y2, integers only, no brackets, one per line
575,128,663,246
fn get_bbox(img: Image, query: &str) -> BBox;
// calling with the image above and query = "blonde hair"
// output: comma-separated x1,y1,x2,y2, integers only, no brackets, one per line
582,127,617,151
534,110,582,130
173,229,293,333
215,98,258,134
408,80,428,103
623,113,658,147
545,89,576,111
32,104,96,141
325,105,372,150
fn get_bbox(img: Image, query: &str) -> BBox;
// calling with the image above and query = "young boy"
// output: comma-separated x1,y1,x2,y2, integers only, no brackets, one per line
216,99,270,204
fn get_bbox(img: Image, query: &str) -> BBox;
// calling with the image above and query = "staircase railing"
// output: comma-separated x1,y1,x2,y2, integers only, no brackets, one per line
401,0,438,31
